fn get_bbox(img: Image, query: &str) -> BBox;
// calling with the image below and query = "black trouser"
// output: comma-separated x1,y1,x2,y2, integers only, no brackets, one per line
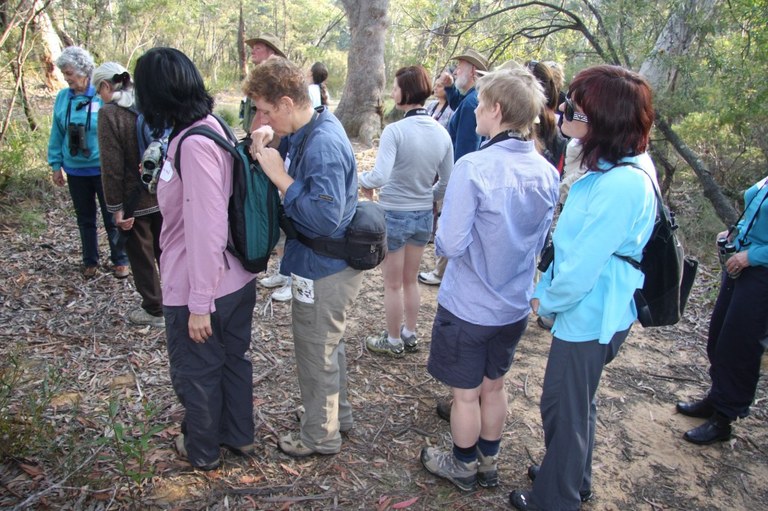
707,266,768,419
164,280,256,467
66,174,127,267
125,212,163,316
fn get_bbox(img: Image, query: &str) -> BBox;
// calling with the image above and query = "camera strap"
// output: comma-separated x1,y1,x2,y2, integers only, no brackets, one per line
65,85,96,131
733,179,768,248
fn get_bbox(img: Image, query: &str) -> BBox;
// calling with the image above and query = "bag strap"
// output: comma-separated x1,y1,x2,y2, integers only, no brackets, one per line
613,162,665,269
173,122,239,179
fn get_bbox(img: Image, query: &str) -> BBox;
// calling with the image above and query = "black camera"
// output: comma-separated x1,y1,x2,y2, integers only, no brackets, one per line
717,237,740,278
67,123,90,157
140,141,164,194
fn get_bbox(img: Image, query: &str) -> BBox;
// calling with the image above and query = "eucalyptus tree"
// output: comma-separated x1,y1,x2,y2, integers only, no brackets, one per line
396,0,768,226
334,0,390,146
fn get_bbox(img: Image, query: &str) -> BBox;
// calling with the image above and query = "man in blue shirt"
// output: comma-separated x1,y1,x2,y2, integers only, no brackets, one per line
419,48,488,287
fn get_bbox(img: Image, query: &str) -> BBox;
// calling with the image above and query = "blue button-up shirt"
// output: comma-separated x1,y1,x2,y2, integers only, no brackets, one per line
436,137,560,326
280,108,358,280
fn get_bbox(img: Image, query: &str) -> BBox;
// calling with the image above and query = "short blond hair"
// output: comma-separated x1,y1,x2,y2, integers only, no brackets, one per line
476,68,545,137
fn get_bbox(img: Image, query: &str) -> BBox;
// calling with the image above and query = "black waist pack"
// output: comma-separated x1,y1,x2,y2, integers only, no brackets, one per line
294,201,387,270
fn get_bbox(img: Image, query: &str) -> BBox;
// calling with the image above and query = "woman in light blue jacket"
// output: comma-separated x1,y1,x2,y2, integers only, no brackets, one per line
510,66,658,511
47,46,127,278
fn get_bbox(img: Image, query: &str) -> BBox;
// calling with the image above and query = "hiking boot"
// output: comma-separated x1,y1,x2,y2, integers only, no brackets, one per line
278,432,339,457
418,270,442,286
222,443,256,457
174,434,220,471
366,331,405,358
82,265,98,278
271,282,292,302
128,308,165,328
420,446,477,491
400,326,418,352
259,273,290,289
114,265,130,279
477,450,499,487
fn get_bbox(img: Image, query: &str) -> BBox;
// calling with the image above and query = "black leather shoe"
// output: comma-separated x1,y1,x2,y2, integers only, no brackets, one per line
509,490,541,511
676,399,715,419
436,400,451,422
683,413,732,445
527,464,593,502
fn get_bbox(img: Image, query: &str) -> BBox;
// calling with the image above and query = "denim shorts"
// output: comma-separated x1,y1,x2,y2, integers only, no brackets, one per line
385,209,433,252
427,304,528,389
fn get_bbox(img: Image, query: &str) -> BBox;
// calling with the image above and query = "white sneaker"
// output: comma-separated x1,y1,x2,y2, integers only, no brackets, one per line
271,282,292,302
259,273,290,289
418,270,442,286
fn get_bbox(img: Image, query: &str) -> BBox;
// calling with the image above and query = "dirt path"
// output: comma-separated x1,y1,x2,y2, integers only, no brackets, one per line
1,148,767,510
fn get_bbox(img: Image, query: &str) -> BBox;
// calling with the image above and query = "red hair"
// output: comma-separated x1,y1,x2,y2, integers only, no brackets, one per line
569,65,654,170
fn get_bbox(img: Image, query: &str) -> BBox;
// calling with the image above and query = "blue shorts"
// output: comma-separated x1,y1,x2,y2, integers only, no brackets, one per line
385,210,433,252
427,304,528,389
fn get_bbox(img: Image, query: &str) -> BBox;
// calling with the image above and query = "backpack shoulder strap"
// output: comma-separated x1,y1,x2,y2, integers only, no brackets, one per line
173,124,239,179
614,161,666,268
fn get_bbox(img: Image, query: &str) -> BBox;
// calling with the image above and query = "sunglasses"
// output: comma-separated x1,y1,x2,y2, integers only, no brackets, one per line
564,97,589,123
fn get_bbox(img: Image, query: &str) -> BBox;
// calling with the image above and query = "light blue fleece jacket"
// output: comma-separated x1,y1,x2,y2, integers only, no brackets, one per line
533,154,657,344
736,176,768,267
47,85,102,176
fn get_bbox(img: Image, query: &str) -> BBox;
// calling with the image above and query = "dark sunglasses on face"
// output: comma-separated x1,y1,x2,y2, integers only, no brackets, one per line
564,97,589,123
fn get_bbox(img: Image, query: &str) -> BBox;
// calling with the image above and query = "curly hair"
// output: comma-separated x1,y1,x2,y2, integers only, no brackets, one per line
242,57,310,107
568,65,654,170
56,46,95,78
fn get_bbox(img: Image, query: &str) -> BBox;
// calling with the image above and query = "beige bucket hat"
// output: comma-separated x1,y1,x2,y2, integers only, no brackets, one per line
452,48,489,72
244,33,286,58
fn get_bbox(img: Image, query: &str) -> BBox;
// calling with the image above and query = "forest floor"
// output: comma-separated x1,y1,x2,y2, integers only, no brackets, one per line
1,98,767,510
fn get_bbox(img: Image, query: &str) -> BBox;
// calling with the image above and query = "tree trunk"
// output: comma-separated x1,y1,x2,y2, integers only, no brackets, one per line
11,60,37,131
31,4,66,91
638,0,717,95
335,0,389,146
655,118,738,227
635,0,737,225
238,0,246,80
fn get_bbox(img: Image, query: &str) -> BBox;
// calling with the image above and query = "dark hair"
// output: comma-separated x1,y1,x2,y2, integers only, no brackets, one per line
569,65,654,170
395,65,431,106
242,57,310,107
311,62,329,106
526,60,560,156
133,47,214,131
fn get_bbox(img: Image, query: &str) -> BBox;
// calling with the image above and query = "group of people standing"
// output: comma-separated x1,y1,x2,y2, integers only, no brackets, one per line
46,34,767,511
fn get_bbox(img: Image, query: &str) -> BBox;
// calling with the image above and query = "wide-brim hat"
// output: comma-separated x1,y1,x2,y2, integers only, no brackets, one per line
477,59,522,76
244,33,286,58
452,48,489,72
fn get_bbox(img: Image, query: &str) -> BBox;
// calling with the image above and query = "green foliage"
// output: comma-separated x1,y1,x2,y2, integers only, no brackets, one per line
0,352,61,460
0,121,50,193
214,105,239,127
102,395,165,495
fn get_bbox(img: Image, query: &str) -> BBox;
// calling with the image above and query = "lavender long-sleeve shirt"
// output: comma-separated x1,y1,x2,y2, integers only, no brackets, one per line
157,115,255,313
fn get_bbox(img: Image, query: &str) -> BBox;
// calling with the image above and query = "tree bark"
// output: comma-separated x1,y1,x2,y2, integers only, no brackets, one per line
634,0,737,225
335,0,389,146
655,118,738,226
31,2,66,91
238,0,246,80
